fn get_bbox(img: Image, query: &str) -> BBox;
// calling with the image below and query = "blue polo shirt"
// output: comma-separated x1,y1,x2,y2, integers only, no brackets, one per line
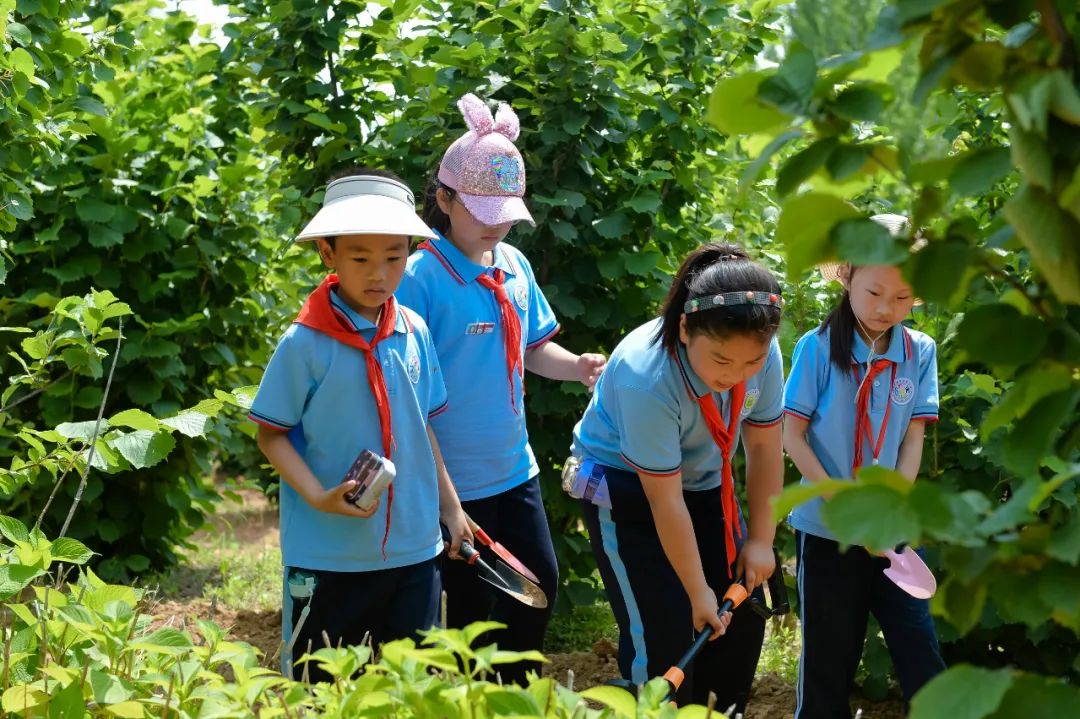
396,235,560,501
248,289,448,572
785,324,938,540
570,319,784,491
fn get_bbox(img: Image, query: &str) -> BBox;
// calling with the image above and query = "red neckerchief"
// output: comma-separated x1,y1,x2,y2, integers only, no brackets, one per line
418,240,524,413
689,376,747,579
475,268,524,413
295,274,398,558
852,360,896,475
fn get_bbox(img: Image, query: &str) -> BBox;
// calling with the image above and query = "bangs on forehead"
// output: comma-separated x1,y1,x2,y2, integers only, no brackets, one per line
334,233,410,250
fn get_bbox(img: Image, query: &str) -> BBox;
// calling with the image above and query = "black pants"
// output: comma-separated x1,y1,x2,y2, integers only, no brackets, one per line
582,465,766,712
442,476,559,685
284,557,440,682
795,531,946,719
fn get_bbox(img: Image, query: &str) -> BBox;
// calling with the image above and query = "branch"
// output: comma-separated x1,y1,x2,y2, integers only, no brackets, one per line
1038,0,1077,72
58,317,123,539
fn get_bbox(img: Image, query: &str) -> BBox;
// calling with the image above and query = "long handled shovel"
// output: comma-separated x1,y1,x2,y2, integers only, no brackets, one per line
441,525,549,609
607,547,791,703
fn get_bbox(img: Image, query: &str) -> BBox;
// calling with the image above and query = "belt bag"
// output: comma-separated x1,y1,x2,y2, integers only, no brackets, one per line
561,456,612,509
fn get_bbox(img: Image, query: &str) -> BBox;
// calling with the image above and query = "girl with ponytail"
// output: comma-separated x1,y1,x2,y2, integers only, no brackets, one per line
568,242,785,712
783,215,945,718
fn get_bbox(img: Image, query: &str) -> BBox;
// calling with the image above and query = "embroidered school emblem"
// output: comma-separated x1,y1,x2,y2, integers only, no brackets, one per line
407,352,421,384
514,284,529,312
891,377,915,405
741,388,760,416
490,155,523,193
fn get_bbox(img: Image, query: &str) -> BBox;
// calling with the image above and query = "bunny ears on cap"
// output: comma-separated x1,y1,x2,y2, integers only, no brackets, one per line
437,93,535,227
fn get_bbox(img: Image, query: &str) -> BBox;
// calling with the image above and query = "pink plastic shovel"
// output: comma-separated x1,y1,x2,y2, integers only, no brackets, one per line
882,546,937,599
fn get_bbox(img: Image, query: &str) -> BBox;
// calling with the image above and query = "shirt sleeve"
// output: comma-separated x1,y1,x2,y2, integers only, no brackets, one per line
615,385,682,477
911,337,939,422
515,252,560,349
248,325,316,431
418,322,448,418
784,331,825,421
745,337,784,427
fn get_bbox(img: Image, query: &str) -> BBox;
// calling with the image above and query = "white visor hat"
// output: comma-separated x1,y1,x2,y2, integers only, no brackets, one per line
295,175,437,242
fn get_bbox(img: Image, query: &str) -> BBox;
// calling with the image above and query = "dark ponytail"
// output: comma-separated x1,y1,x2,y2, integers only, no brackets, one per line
653,242,782,354
422,170,455,235
820,269,857,373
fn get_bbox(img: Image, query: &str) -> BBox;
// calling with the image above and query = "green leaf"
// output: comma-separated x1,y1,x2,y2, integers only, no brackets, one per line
739,130,802,191
58,30,89,56
776,138,838,197
103,701,145,718
75,96,108,117
0,564,42,599
776,192,861,279
580,685,637,715
304,112,346,134
955,304,1047,366
50,537,94,564
161,410,212,438
770,479,854,521
56,419,109,441
7,21,31,45
108,409,164,432
708,71,789,136
1003,183,1080,305
533,190,587,209
831,86,885,122
593,212,633,239
624,190,662,214
757,45,817,116
0,515,30,544
907,241,971,304
982,365,1073,439
1001,390,1079,477
1009,124,1053,190
8,47,35,77
821,485,919,551
833,219,906,266
76,198,116,223
108,430,176,469
825,144,872,181
989,673,1080,719
89,669,134,704
933,578,987,636
911,665,1011,719
949,147,1012,197
131,627,193,653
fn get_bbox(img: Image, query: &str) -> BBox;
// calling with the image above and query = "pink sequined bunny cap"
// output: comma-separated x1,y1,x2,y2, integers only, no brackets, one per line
437,93,535,227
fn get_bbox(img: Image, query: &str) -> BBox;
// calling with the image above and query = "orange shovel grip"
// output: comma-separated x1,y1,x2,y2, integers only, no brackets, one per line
723,582,749,609
662,666,686,690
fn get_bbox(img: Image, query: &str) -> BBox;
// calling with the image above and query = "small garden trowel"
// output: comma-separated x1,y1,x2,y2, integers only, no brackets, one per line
441,525,548,608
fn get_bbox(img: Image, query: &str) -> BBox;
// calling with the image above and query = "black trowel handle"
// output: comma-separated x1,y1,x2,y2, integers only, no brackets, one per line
441,523,480,565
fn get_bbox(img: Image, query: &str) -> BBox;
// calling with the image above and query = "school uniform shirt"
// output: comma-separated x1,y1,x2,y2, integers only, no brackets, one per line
249,288,448,572
396,234,559,501
571,319,784,489
784,325,938,541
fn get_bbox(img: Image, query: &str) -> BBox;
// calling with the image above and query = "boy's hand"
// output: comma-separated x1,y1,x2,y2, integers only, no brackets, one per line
576,353,607,389
440,506,473,560
311,480,380,518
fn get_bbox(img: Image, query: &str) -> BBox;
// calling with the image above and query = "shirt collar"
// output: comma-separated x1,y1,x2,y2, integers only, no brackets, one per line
427,231,518,283
329,288,408,335
851,325,909,364
674,342,712,399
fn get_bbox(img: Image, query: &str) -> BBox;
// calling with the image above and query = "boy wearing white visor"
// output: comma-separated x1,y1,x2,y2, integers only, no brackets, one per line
249,169,470,681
